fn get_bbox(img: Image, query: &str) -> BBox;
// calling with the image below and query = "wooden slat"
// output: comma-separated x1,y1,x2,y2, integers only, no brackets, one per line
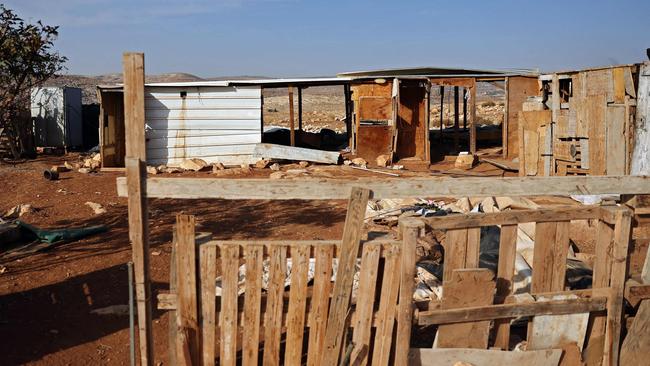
115,176,650,200
263,245,287,366
606,105,626,175
371,245,401,366
418,296,608,325
437,269,495,349
284,245,310,366
531,222,559,293
588,93,607,175
620,300,650,365
603,207,632,366
469,83,477,153
306,244,334,366
408,348,563,366
321,187,370,365
395,218,423,365
168,229,178,366
493,224,518,350
351,244,381,365
551,221,570,291
175,215,199,366
219,244,239,366
242,245,263,365
443,228,468,284
123,50,151,366
466,227,481,268
424,207,600,230
200,245,217,366
289,87,295,146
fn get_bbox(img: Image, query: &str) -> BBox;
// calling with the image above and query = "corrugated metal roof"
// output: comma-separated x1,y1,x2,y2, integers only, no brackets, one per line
338,66,539,78
97,77,353,91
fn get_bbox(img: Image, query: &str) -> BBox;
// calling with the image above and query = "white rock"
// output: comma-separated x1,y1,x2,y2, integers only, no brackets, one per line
270,163,280,171
179,158,208,171
85,202,107,215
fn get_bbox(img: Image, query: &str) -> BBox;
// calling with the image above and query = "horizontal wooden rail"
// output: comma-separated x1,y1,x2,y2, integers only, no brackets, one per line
417,296,608,325
116,175,650,200
422,207,603,229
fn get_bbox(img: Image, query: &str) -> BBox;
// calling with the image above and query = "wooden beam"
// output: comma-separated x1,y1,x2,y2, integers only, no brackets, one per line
469,82,477,153
439,86,444,140
321,187,370,365
418,296,607,325
289,86,295,146
454,86,460,153
116,175,650,200
408,348,563,366
395,218,423,365
298,87,303,133
620,300,650,365
175,215,199,366
123,51,152,366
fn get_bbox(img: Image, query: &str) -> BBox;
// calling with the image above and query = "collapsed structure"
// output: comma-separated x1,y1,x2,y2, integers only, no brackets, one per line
117,52,650,366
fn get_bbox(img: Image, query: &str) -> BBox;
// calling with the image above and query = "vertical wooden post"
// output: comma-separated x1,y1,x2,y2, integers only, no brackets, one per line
123,52,153,366
503,77,510,158
344,84,352,149
439,86,444,141
463,88,468,130
175,215,200,366
395,217,423,365
454,86,460,153
298,87,303,132
289,86,295,146
469,81,477,153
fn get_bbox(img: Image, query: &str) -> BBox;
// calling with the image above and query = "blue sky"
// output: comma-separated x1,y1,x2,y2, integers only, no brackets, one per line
5,0,650,77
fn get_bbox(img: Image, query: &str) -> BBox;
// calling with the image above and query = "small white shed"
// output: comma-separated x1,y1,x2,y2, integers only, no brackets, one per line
31,86,83,148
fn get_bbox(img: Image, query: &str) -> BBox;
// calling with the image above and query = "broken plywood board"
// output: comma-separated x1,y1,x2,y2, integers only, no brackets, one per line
528,295,589,352
620,299,650,365
253,143,340,164
436,268,495,349
408,348,562,366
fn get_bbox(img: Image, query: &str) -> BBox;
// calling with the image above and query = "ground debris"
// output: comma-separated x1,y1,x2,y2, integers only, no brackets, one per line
85,202,107,215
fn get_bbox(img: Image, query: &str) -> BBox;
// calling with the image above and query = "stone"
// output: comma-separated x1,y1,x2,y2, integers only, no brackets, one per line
91,153,102,162
351,157,367,167
51,165,70,173
3,204,34,219
298,161,309,168
269,171,286,179
343,159,352,166
165,167,182,174
146,166,158,175
454,153,477,169
78,167,92,174
270,163,280,171
376,154,390,167
286,169,308,175
211,162,225,172
255,159,270,169
156,165,167,173
63,161,75,170
240,164,252,174
85,202,107,215
179,158,209,171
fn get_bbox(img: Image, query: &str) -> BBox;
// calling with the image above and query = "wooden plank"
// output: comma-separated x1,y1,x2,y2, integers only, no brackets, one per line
418,296,608,325
551,221,570,291
408,348,563,366
351,244,381,366
371,245,401,366
219,245,239,366
631,62,650,175
395,218,423,365
493,224,518,350
620,300,650,365
531,222,560,293
306,244,334,366
263,245,287,366
424,207,600,230
602,207,632,366
200,245,217,366
442,229,468,284
528,295,589,352
321,187,370,365
123,50,152,366
115,176,650,200
606,105,626,175
168,229,178,366
242,245,263,366
253,143,340,164
612,67,626,104
437,269,495,349
588,93,607,175
284,245,310,366
465,228,481,268
175,215,199,366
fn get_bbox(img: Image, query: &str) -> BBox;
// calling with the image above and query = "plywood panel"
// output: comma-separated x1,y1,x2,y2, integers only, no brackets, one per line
606,105,626,175
396,80,428,161
359,96,391,121
505,77,540,159
356,125,393,164
587,94,607,175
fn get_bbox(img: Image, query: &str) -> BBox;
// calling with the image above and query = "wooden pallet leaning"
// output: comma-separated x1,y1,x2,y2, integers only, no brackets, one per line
415,206,631,366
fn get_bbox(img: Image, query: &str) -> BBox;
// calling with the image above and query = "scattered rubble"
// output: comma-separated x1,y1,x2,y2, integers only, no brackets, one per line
298,161,310,168
454,152,477,169
4,204,35,219
179,158,209,171
376,154,390,167
85,202,107,215
255,159,270,169
146,166,158,175
269,163,280,171
351,157,367,167
269,171,286,179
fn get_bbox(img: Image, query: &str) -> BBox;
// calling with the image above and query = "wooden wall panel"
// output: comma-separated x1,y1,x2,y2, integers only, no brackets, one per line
505,77,540,159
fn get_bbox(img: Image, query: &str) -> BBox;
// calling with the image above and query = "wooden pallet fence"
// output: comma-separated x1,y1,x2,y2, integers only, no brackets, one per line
414,206,632,366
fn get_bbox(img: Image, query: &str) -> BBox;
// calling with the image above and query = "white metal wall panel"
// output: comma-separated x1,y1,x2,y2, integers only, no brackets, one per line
144,85,262,166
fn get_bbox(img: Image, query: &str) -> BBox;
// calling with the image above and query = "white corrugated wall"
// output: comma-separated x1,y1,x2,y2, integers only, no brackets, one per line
144,85,262,166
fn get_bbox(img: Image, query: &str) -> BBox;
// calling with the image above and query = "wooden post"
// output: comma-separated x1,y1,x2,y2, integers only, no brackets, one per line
439,86,444,141
321,187,370,365
289,86,295,146
395,217,424,365
469,82,477,153
123,52,153,366
298,86,303,133
344,84,352,149
503,77,509,158
454,86,460,153
175,215,199,366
